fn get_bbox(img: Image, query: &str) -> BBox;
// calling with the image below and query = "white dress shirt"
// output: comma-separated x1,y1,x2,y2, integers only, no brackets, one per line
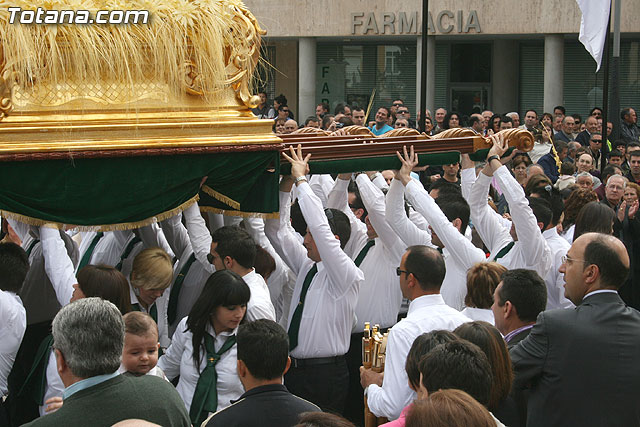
366,294,471,419
561,224,575,244
467,166,552,279
243,217,297,326
242,269,276,322
327,176,405,330
75,231,124,272
460,307,495,325
158,317,242,413
542,227,574,309
400,179,487,310
267,183,364,358
0,290,26,395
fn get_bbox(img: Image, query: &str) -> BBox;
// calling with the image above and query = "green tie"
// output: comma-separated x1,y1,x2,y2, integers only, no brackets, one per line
287,264,318,351
25,238,40,257
354,240,375,267
132,302,158,324
493,241,515,261
190,334,237,426
115,235,142,271
167,253,197,325
78,232,104,271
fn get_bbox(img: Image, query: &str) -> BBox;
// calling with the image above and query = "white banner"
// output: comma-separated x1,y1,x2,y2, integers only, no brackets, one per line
576,0,611,71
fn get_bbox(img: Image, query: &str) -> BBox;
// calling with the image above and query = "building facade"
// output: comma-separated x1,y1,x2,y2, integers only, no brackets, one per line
245,0,639,125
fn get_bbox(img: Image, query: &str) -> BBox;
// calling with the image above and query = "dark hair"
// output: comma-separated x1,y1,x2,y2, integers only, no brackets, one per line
562,188,598,230
304,116,319,126
352,106,364,113
554,140,569,153
254,245,276,281
295,412,355,427
349,185,368,223
406,389,495,427
574,201,615,239
524,174,552,198
334,103,347,115
589,107,602,116
454,322,513,410
405,330,457,390
420,340,493,407
613,140,627,150
187,270,250,367
278,104,289,112
317,102,330,113
602,164,622,182
542,112,553,122
377,106,391,118
497,269,547,322
405,245,446,291
589,132,602,141
489,114,502,132
583,234,630,288
547,188,565,226
621,107,633,121
629,151,640,160
0,242,29,293
500,115,513,125
290,201,308,237
324,208,351,249
212,226,257,269
628,142,640,151
527,197,553,230
554,105,566,115
322,114,335,129
608,149,623,159
435,193,470,234
525,109,538,118
560,161,575,175
512,153,532,169
77,264,132,315
469,114,482,127
429,180,462,198
465,262,507,309
442,112,460,129
572,113,582,123
237,319,289,380
275,94,288,106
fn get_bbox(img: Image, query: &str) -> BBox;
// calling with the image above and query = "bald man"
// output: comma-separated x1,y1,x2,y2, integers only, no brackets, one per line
511,233,640,427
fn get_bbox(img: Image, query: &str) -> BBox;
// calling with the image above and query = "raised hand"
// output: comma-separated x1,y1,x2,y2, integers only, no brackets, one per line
282,144,311,179
395,145,419,186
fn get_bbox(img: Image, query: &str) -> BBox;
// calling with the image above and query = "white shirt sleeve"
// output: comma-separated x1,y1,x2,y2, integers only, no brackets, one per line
40,226,76,307
460,167,476,201
366,327,414,419
326,177,368,258
404,179,486,269
183,202,215,272
159,212,190,261
385,179,433,248
494,166,551,271
267,191,310,276
467,171,512,253
158,318,188,380
297,182,364,297
356,175,405,262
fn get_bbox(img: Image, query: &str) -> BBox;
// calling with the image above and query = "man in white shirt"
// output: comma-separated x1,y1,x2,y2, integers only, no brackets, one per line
463,135,552,279
0,243,29,425
210,226,276,323
388,146,487,310
267,145,364,414
360,245,471,420
326,172,405,425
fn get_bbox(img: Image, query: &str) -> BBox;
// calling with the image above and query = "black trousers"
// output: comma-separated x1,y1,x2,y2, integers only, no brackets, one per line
284,356,349,415
344,333,365,426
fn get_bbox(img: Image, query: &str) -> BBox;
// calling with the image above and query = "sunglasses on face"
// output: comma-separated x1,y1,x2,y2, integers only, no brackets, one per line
393,103,403,107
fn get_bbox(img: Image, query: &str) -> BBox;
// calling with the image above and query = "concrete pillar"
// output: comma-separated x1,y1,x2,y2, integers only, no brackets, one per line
416,36,436,117
298,37,316,122
544,34,564,113
491,39,519,113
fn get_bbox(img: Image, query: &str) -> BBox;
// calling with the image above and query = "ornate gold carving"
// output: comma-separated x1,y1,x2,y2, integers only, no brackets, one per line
381,128,422,137
433,128,477,139
0,47,14,121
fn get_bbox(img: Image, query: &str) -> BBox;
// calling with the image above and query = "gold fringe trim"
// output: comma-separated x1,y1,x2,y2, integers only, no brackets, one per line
201,185,241,210
199,205,279,219
0,194,199,232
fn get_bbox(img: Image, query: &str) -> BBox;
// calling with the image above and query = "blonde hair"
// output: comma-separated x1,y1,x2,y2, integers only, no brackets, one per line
123,311,158,339
130,248,173,291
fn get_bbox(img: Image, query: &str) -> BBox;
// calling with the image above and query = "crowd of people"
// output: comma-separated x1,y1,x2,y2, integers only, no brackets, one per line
1,95,639,427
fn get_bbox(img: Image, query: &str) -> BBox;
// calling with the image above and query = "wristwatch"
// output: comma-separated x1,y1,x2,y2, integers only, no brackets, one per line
295,176,308,184
487,155,501,163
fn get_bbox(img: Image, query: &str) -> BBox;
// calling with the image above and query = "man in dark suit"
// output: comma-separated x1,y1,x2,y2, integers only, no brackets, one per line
511,233,639,427
491,268,547,349
575,115,599,147
204,319,321,427
553,116,575,143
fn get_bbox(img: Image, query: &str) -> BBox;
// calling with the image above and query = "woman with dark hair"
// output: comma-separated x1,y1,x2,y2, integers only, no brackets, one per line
158,270,250,426
489,114,502,134
454,321,517,426
511,154,532,187
25,227,133,418
442,112,461,130
573,201,616,240
561,188,599,243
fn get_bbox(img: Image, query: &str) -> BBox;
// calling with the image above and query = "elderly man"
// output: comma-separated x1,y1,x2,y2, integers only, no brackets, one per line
469,113,484,134
576,116,599,147
511,233,640,427
620,108,640,143
553,116,575,143
506,112,520,128
24,298,190,426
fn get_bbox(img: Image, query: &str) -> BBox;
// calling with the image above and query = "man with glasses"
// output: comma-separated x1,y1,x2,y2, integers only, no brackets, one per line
585,132,604,170
360,245,470,421
511,233,640,427
395,107,415,129
390,99,404,116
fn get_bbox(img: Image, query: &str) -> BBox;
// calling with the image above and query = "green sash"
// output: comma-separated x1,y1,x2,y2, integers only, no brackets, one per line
77,232,104,271
354,240,375,267
189,334,237,426
115,235,142,271
167,253,197,325
19,334,54,405
493,241,515,261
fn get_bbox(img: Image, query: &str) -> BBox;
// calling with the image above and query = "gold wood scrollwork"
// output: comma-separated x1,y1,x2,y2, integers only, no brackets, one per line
182,2,265,109
0,47,14,121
